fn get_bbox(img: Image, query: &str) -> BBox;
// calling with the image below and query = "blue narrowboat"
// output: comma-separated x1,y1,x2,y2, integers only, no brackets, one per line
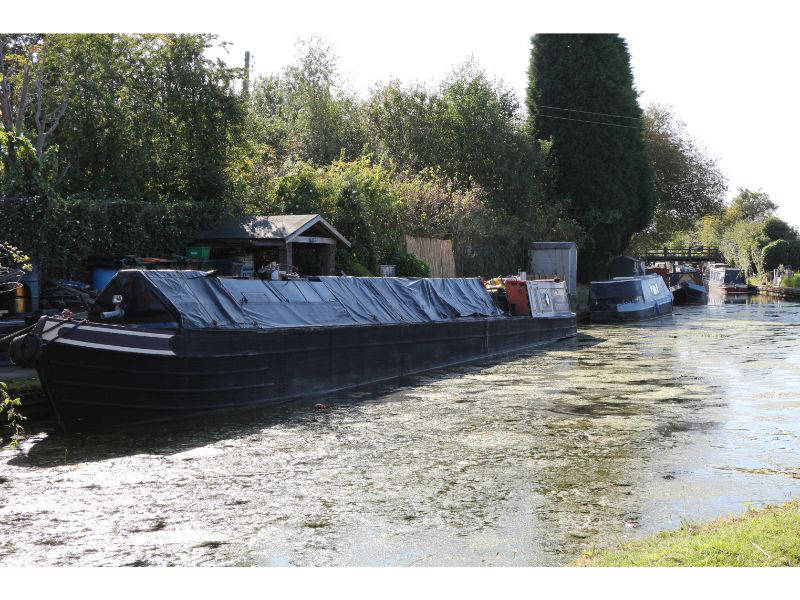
589,274,673,322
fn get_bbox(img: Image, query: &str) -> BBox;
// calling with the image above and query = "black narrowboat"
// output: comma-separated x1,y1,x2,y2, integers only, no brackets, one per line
589,274,673,322
11,270,576,431
668,271,708,305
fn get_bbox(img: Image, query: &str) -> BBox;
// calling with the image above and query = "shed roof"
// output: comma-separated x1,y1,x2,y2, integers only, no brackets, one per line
529,242,577,251
194,214,351,247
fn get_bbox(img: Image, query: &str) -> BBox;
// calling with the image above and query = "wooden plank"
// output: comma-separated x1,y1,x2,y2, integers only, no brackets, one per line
292,235,336,245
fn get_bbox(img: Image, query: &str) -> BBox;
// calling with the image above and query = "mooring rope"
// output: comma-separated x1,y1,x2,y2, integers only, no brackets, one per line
0,324,35,345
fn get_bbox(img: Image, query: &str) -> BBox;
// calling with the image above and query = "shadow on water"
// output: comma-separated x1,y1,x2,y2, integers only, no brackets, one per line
10,335,590,469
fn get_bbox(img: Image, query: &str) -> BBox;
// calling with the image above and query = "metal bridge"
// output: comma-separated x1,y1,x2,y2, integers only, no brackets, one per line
640,246,723,263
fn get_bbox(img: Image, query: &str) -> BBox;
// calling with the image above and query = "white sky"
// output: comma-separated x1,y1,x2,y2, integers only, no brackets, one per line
11,0,800,226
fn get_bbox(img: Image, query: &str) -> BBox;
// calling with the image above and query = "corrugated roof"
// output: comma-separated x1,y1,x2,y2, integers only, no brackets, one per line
194,214,351,247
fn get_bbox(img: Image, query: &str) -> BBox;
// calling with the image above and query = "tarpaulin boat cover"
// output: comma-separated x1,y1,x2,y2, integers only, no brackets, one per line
94,270,506,329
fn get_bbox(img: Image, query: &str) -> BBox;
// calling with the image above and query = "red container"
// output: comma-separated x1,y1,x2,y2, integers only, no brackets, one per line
504,279,530,316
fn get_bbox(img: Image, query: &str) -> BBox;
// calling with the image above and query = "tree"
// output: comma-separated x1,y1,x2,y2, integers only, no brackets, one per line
1,34,68,195
727,188,777,222
41,34,246,203
683,188,791,274
365,59,549,217
248,37,367,172
629,104,726,250
527,34,657,278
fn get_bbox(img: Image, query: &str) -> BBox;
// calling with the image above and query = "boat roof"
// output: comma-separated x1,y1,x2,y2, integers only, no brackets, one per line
589,274,661,285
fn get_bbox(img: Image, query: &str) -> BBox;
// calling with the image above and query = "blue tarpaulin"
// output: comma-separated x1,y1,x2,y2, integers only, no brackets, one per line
94,270,506,329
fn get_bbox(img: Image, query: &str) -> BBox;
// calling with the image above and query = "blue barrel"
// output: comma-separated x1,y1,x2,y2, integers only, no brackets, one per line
91,267,118,292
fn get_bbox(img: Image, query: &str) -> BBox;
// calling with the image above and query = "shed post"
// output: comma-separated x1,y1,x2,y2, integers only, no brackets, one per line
279,242,293,271
324,244,336,275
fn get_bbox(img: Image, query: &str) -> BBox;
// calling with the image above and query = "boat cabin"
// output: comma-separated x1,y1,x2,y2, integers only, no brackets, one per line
706,265,747,291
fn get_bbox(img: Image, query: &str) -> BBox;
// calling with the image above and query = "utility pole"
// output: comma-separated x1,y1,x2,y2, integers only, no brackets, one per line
242,51,251,98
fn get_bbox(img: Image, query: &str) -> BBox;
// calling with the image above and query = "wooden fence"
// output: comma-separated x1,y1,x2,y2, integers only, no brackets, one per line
404,235,457,278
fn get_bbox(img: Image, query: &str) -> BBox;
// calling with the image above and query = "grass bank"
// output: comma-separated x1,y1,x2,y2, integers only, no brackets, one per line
575,501,800,566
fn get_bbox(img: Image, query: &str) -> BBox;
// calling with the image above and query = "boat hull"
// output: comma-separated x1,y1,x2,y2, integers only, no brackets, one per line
589,299,673,323
671,283,708,305
35,315,576,431
706,282,752,294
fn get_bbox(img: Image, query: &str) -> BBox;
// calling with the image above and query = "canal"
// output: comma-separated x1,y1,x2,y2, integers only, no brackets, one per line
2,296,800,566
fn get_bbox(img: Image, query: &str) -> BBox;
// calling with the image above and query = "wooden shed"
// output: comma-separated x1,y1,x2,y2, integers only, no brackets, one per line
193,214,351,276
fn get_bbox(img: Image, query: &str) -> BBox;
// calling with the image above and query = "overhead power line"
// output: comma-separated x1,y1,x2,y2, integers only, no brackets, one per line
537,104,642,122
537,112,643,130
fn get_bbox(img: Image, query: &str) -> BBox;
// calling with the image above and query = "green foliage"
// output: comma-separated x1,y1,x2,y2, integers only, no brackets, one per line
629,103,727,252
263,158,401,274
0,241,31,274
4,34,247,203
365,60,550,218
4,33,727,285
336,250,373,276
261,158,577,278
718,219,764,273
528,34,657,279
781,273,800,288
761,216,797,242
384,247,430,277
0,196,234,280
247,37,367,174
762,239,800,272
0,381,26,449
674,189,791,275
726,188,777,222
762,239,791,272
0,241,29,448
0,130,37,196
396,170,583,276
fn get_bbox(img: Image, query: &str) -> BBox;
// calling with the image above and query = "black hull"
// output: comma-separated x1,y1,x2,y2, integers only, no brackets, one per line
670,285,708,305
589,274,673,324
37,316,576,431
589,300,673,323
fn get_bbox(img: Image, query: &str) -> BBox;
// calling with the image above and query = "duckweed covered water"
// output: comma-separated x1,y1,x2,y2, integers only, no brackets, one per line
2,296,800,566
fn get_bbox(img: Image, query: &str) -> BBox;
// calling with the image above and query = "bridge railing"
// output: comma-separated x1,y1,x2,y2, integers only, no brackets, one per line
641,247,722,261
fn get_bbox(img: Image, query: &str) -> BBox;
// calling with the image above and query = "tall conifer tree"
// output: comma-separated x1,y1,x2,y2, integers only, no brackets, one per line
527,34,656,278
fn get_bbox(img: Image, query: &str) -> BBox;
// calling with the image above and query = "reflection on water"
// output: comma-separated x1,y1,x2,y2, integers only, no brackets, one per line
707,289,752,305
2,298,800,566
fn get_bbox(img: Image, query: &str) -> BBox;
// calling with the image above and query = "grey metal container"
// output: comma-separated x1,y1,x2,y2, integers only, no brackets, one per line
528,242,577,297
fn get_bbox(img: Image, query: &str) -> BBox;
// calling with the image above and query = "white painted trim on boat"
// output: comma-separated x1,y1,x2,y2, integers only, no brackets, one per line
51,337,176,355
76,325,174,338
42,321,174,341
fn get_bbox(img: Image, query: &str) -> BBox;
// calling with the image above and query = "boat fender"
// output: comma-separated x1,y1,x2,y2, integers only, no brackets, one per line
100,294,125,320
8,333,41,368
100,308,125,319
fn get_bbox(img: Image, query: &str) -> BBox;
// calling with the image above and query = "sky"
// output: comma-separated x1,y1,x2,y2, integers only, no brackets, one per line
12,0,800,225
